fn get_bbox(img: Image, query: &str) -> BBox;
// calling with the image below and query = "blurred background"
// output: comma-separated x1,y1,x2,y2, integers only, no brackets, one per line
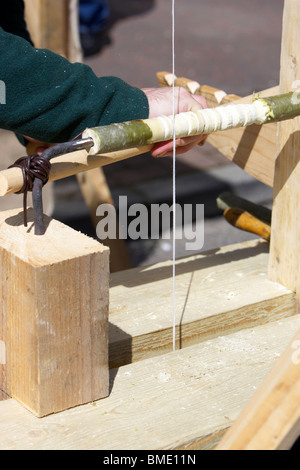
0,0,284,269
80,0,282,267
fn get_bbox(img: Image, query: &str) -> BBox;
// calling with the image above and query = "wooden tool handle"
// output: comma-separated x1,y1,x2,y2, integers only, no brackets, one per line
217,192,272,225
224,207,271,241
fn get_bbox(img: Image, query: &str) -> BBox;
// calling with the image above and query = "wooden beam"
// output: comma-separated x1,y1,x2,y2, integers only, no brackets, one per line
268,0,300,293
0,207,109,417
157,71,278,188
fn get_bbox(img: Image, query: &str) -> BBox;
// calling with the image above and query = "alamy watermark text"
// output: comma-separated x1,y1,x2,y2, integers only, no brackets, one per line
95,196,204,251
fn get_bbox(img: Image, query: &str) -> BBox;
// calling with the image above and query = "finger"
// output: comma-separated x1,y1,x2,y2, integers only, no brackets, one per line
151,138,185,158
151,135,207,158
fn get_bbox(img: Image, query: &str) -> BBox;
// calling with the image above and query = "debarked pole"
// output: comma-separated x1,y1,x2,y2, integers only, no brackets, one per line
1,92,300,197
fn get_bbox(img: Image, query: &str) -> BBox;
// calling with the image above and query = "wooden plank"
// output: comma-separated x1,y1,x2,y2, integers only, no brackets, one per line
0,316,299,450
0,208,109,416
268,0,300,293
217,325,300,450
157,71,278,188
109,240,295,368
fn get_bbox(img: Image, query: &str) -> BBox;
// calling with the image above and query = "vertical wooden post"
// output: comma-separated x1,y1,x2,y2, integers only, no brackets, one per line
24,0,70,58
0,208,109,417
217,0,300,450
268,0,300,300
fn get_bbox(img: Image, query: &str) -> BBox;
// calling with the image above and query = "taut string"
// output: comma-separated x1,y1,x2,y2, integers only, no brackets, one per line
172,0,176,352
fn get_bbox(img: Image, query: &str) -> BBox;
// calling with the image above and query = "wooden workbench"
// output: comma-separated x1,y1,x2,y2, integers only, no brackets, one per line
0,239,298,450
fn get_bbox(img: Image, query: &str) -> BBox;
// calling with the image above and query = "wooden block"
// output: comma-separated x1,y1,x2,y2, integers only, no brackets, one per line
0,208,109,417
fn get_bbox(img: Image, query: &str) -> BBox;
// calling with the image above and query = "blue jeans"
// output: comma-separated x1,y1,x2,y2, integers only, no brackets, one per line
79,0,110,34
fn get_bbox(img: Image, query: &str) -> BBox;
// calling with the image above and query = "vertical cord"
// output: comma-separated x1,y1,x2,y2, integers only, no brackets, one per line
172,0,176,352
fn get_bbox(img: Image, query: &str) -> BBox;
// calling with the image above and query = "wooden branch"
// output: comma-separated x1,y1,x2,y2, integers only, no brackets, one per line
82,97,277,155
1,75,297,197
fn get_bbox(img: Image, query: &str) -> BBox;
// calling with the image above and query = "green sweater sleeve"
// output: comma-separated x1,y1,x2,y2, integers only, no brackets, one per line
0,27,149,143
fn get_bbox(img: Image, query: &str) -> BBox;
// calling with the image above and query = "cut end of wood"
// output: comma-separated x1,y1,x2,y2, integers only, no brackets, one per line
164,72,177,86
0,168,23,196
82,128,101,155
0,177,8,197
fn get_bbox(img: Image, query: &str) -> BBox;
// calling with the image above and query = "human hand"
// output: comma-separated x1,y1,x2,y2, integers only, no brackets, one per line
141,87,208,157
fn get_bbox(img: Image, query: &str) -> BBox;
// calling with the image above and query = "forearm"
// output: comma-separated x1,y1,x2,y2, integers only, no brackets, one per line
0,28,149,143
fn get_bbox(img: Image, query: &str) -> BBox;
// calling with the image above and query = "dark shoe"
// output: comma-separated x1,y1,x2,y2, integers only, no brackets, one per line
80,29,111,57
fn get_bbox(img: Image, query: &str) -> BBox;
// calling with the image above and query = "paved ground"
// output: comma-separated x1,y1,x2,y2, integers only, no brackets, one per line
86,0,283,95
0,0,284,268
